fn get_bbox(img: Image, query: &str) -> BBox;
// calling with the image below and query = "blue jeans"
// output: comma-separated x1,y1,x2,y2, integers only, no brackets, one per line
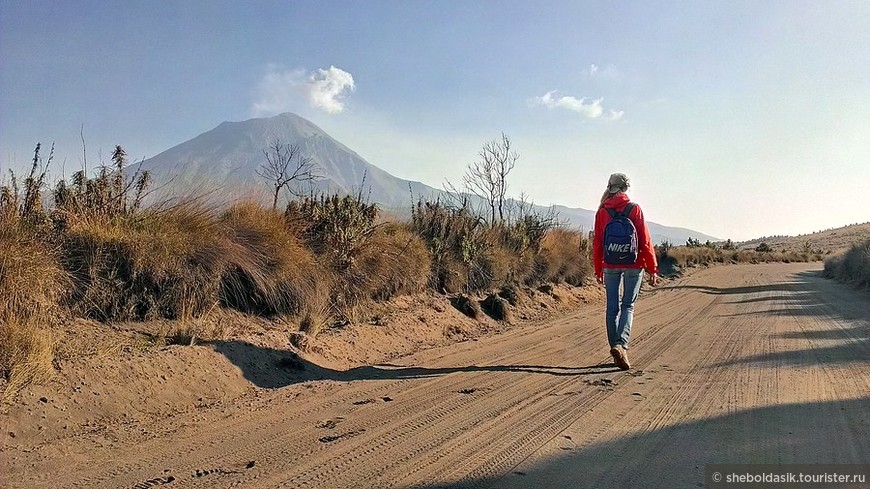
604,268,644,349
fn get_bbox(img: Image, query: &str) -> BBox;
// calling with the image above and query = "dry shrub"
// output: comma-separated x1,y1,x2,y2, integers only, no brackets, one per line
52,145,151,222
663,245,822,271
356,223,431,301
498,210,557,284
410,199,483,293
668,247,722,267
498,284,523,306
0,317,55,402
0,224,67,322
482,293,512,322
61,201,227,321
451,294,482,320
734,250,756,263
468,238,513,292
411,199,555,293
286,194,381,316
1,143,53,230
674,247,718,267
437,256,469,294
780,251,803,263
532,228,591,286
220,202,326,318
823,239,870,289
0,224,66,398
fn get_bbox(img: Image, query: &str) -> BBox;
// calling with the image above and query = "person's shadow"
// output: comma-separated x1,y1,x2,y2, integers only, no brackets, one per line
209,340,621,389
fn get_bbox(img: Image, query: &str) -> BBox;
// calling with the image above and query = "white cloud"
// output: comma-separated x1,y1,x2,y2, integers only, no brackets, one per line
252,65,355,116
531,90,623,120
588,63,620,80
308,66,355,114
607,109,625,121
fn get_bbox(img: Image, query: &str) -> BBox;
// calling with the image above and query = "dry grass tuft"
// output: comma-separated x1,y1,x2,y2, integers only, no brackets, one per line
532,228,591,286
220,201,326,318
451,294,482,320
0,317,55,402
658,242,823,275
469,238,513,292
0,224,68,322
61,201,227,321
498,284,523,306
0,223,66,399
482,293,513,322
823,239,870,290
356,223,431,301
410,199,573,293
287,194,381,318
155,303,228,346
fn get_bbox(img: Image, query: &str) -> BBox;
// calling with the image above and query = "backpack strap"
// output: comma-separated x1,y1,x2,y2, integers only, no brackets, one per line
605,207,617,218
619,202,635,218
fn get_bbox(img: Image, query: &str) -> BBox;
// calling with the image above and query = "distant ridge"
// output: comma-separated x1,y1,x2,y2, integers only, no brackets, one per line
138,112,719,244
738,222,870,253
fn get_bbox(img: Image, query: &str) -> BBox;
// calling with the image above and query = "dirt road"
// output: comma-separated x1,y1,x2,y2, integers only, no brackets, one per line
5,263,870,488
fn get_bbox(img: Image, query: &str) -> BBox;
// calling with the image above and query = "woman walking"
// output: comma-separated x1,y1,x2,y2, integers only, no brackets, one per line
593,173,659,370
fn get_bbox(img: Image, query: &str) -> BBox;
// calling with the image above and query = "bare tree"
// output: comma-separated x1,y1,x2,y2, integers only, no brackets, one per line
462,133,518,223
257,139,319,210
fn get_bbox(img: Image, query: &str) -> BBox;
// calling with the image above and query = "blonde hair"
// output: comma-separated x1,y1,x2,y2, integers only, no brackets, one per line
600,188,625,205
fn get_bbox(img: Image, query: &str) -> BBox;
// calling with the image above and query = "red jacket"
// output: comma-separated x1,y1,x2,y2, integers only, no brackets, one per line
593,193,658,278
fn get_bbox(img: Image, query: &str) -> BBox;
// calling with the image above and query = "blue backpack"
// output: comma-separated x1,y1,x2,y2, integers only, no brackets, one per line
603,203,638,265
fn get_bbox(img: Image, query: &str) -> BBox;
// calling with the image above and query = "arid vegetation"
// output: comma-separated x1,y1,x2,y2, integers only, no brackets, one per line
656,236,826,277
0,143,587,395
823,239,870,290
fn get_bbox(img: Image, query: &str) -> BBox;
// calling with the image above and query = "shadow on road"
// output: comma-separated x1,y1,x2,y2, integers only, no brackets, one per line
212,268,868,388
710,270,869,368
210,340,621,389
414,397,870,489
662,270,832,296
661,283,802,295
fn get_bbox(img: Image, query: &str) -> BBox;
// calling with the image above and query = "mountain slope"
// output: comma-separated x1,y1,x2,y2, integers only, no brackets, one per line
552,205,718,244
139,113,436,208
139,113,718,243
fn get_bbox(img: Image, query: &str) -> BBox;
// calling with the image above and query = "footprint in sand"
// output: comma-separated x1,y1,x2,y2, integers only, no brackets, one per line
584,378,616,389
132,475,176,488
316,417,344,429
319,429,366,443
191,461,257,478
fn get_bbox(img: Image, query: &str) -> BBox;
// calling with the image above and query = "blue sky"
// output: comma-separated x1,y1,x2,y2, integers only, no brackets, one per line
2,1,868,241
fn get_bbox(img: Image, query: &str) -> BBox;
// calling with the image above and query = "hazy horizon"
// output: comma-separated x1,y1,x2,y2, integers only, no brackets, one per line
2,1,868,242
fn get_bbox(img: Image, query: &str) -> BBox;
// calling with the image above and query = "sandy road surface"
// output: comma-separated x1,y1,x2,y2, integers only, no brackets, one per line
5,263,869,488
